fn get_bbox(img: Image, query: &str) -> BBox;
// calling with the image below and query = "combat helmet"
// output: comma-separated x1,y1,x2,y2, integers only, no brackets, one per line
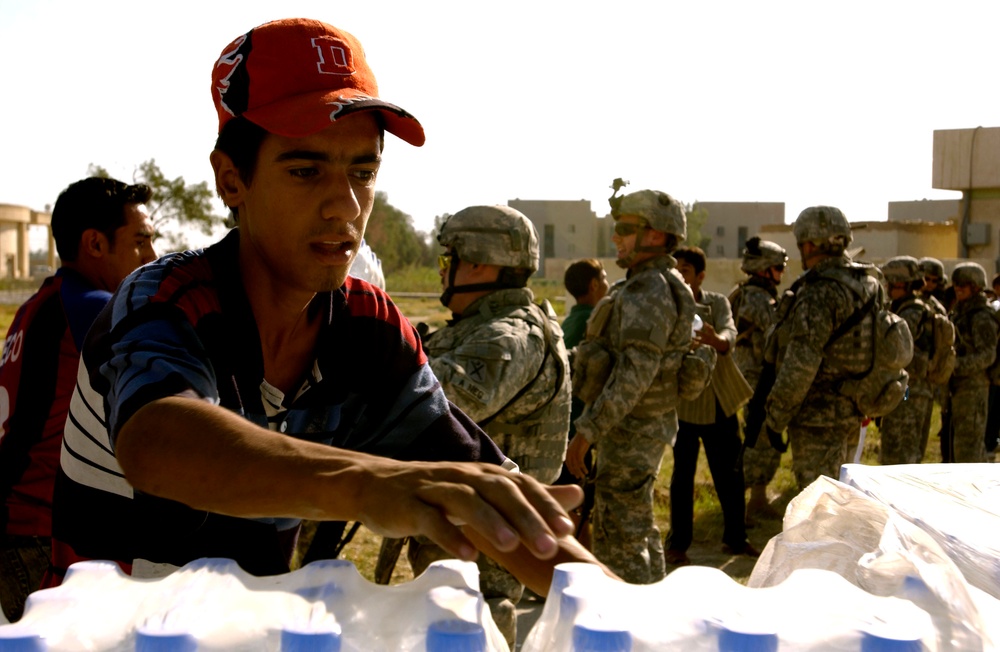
881,255,922,284
792,206,853,252
741,237,788,274
918,257,947,282
608,182,687,269
437,205,539,272
610,189,687,240
951,261,987,289
436,205,539,307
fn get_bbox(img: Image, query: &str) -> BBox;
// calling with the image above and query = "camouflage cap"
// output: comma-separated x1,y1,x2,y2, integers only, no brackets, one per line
792,205,853,248
951,261,987,288
437,205,539,271
881,255,922,284
611,190,686,240
741,237,788,274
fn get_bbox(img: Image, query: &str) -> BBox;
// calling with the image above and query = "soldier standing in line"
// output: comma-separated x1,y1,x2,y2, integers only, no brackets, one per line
761,207,880,489
946,262,998,463
728,237,787,524
878,256,936,464
918,257,954,461
409,205,572,646
564,187,705,584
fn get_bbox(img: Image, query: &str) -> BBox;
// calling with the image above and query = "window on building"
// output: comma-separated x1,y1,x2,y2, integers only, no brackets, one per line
544,224,555,258
716,245,725,256
716,226,725,236
737,226,748,254
568,224,576,234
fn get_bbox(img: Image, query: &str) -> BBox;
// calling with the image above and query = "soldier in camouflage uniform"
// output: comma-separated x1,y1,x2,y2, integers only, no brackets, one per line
564,187,698,585
764,206,880,489
920,256,955,459
947,262,997,463
728,237,787,522
878,256,935,464
409,204,572,646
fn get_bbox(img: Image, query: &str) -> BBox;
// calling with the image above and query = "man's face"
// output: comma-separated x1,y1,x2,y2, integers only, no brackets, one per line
953,283,975,303
887,282,908,301
923,275,940,292
611,215,650,267
220,112,382,300
675,259,700,290
592,269,610,301
104,203,156,289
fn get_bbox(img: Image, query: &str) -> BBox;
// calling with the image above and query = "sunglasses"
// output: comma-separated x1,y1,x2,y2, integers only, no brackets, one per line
613,221,649,237
438,252,457,271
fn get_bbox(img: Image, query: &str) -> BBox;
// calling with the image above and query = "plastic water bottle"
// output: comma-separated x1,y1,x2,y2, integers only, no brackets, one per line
571,622,632,652
425,619,486,652
134,629,198,652
281,627,342,652
0,629,46,652
692,313,704,338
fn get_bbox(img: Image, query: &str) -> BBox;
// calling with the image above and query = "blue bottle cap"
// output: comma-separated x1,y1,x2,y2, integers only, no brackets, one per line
717,627,778,652
0,633,46,652
281,628,342,652
134,631,197,652
426,619,486,652
571,623,632,652
861,631,922,652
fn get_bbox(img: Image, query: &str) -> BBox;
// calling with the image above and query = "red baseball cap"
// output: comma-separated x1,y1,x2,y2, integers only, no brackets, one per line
212,18,425,146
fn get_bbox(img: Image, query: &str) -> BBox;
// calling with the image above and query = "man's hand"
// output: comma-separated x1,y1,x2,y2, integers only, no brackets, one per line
564,434,592,481
355,459,583,564
694,322,729,354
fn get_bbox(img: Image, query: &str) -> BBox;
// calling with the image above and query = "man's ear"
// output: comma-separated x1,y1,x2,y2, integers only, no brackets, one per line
80,228,108,259
210,149,245,209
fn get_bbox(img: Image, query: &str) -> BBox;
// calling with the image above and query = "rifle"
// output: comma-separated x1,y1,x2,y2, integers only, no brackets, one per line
741,362,776,449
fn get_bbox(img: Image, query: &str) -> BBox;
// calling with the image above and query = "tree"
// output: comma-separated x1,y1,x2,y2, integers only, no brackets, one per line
363,191,436,272
87,159,224,252
685,203,712,252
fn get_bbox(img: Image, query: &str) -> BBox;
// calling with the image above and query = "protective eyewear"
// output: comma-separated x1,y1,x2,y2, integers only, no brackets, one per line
613,221,649,237
438,252,458,271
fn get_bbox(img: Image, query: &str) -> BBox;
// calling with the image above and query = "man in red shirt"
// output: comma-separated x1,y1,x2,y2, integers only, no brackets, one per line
0,176,156,620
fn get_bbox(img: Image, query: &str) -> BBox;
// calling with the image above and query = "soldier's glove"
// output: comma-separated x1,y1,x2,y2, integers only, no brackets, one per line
766,426,788,454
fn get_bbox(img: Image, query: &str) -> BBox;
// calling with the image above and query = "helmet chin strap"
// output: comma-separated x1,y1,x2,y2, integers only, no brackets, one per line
439,262,516,309
616,230,667,269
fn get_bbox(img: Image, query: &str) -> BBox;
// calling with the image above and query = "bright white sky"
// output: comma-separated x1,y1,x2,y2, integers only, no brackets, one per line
2,0,998,251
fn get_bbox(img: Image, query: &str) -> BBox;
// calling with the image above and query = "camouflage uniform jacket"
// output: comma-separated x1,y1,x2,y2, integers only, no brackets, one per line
890,295,933,398
764,257,878,432
574,255,694,444
729,277,778,390
949,294,999,389
425,288,571,483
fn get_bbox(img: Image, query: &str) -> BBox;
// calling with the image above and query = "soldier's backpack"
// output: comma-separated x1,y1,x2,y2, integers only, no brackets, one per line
924,309,957,386
824,267,914,418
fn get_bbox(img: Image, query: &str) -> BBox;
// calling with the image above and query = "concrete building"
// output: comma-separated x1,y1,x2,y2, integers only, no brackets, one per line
691,201,786,259
933,126,1000,269
888,199,960,223
0,204,54,280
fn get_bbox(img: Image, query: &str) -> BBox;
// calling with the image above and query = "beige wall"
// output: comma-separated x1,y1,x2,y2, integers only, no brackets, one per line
0,203,53,279
693,201,785,259
888,199,960,223
932,127,1000,266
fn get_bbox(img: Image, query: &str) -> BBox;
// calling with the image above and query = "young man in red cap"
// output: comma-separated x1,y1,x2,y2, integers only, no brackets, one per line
49,18,598,594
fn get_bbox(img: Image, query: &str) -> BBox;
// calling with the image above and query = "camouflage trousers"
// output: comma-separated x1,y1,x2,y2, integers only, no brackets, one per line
788,418,859,489
742,419,782,487
591,415,672,585
948,382,989,463
407,538,522,648
879,391,933,465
